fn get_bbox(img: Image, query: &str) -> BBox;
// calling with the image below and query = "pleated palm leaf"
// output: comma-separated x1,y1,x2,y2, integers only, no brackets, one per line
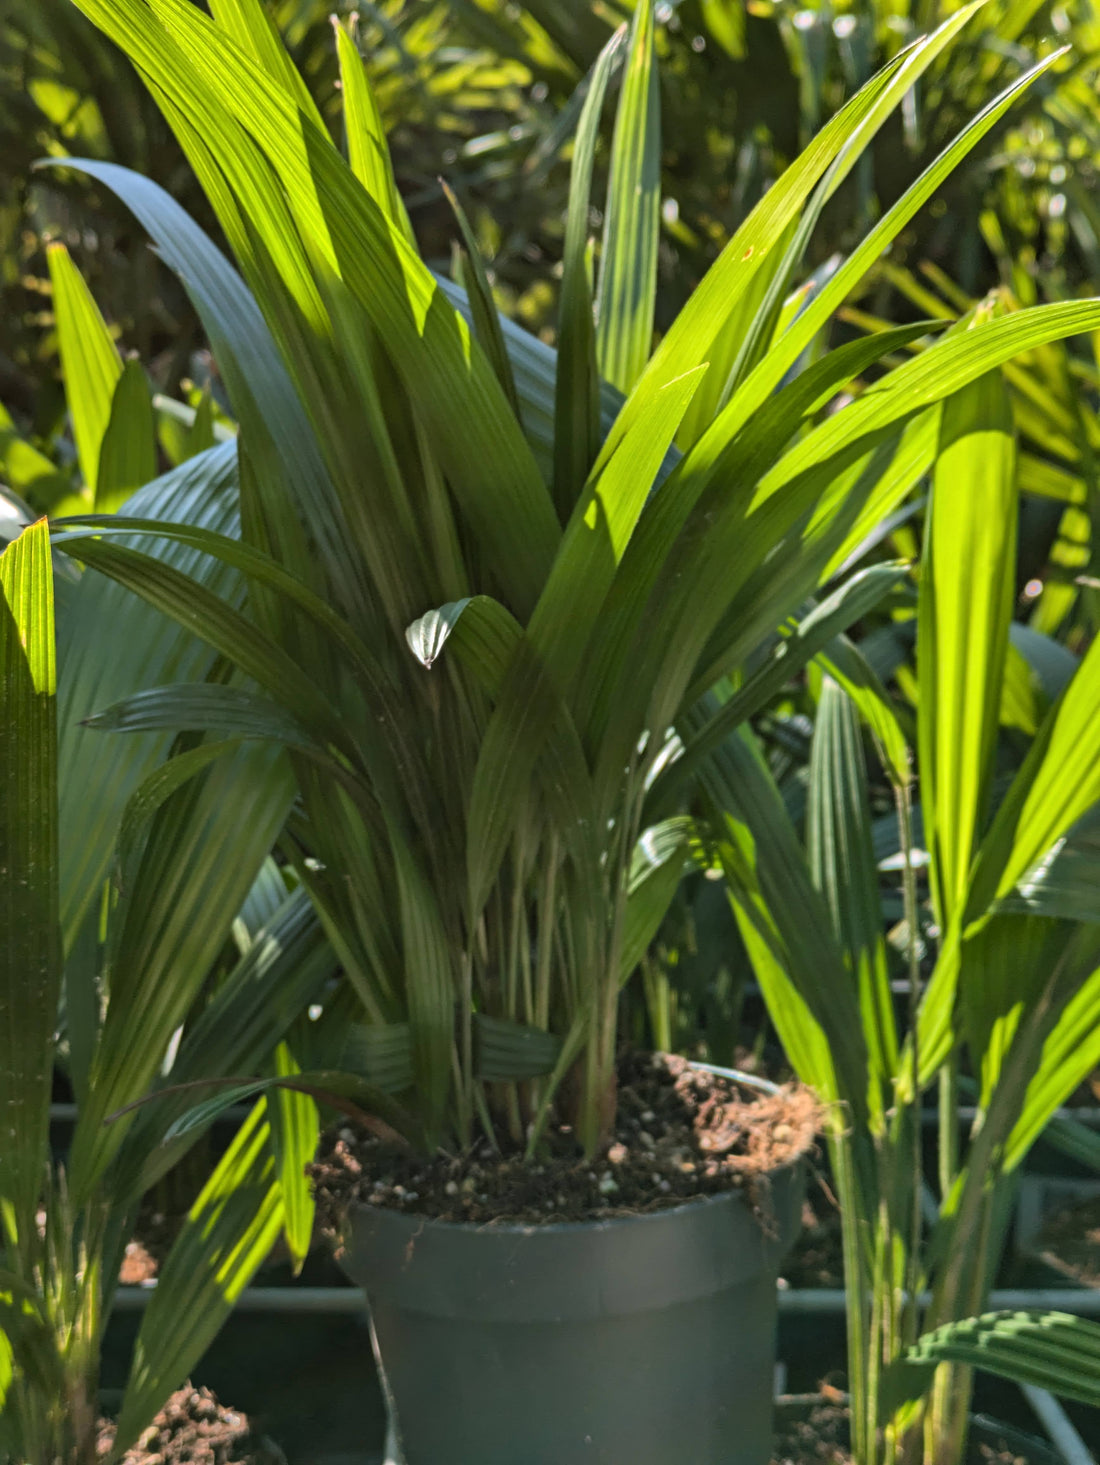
46,0,1100,1175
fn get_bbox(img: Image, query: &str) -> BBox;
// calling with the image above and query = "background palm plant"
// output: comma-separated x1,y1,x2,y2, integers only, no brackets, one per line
688,343,1100,1460
0,0,570,432
8,0,1100,441
0,445,345,1460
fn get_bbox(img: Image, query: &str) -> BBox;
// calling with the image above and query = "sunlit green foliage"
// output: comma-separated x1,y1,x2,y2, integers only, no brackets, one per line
3,4,1100,1463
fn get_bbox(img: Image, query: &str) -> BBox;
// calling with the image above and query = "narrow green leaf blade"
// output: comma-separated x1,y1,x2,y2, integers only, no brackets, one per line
68,742,294,1202
818,632,911,790
114,1102,285,1456
595,0,659,395
721,50,1066,444
83,682,318,750
268,1040,318,1275
650,562,910,815
0,521,59,1254
120,887,337,1196
466,365,703,915
157,1071,420,1148
96,359,158,513
474,1015,563,1081
207,0,326,129
967,623,1100,921
620,818,696,980
73,0,561,621
919,372,1017,931
1005,955,1100,1168
54,443,242,949
0,404,73,515
56,535,351,755
0,1270,64,1404
441,181,519,417
335,21,412,241
697,723,869,1119
47,243,122,498
555,27,625,511
808,679,899,1113
604,5,983,459
391,837,454,1147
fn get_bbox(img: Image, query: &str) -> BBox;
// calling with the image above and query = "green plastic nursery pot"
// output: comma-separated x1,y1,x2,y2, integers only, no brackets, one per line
340,1074,805,1465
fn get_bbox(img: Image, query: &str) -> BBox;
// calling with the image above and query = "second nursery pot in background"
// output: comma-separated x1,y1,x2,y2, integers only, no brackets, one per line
339,1071,806,1465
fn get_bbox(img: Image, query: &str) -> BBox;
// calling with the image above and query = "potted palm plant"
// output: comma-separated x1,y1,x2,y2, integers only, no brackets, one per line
43,0,1100,1459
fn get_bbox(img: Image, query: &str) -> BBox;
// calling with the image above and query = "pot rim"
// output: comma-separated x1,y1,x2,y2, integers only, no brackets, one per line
348,1058,811,1238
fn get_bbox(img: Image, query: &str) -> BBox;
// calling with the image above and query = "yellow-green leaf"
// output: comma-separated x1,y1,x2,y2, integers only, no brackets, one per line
0,521,59,1256
47,243,123,498
918,372,1017,931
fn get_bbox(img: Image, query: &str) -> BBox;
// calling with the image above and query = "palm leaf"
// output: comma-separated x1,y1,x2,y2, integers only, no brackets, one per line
112,1101,285,1458
96,360,159,513
120,885,337,1195
602,5,983,460
896,1312,1100,1410
919,371,1017,933
554,27,624,511
335,20,413,242
73,0,560,620
595,0,659,395
46,243,121,500
267,1039,318,1275
67,741,295,1202
0,521,59,1257
808,679,898,1118
55,443,242,949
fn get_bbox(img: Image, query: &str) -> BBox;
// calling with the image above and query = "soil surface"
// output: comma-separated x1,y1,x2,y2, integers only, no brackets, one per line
310,1050,819,1228
771,1399,1053,1464
97,1386,281,1464
1037,1194,1100,1287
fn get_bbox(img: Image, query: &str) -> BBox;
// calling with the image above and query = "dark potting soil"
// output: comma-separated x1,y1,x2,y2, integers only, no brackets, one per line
781,1184,845,1288
771,1399,1055,1464
771,1397,849,1463
97,1385,281,1464
310,1050,818,1228
1037,1193,1100,1287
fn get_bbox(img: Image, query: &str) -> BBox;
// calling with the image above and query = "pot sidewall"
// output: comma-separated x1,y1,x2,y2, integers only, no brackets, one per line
342,1159,806,1465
